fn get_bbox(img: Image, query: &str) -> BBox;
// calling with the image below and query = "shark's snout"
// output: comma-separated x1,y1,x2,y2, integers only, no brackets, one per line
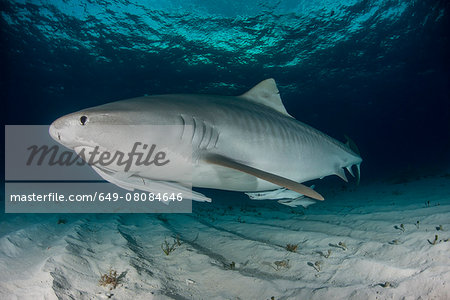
49,120,61,142
49,116,78,148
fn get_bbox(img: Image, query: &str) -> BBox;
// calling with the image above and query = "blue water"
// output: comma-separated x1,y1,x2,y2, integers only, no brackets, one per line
1,2,450,298
2,0,449,181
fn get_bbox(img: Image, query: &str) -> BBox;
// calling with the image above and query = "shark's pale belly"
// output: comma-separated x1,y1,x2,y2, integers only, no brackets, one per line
192,163,275,192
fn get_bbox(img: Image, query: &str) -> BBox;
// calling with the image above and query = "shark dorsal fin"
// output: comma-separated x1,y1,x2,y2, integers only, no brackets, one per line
240,79,293,117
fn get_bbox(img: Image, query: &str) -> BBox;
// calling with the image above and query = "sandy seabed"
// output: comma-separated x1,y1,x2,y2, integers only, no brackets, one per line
1,176,449,300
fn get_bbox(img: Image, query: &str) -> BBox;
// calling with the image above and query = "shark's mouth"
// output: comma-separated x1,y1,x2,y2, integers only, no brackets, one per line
72,145,135,175
73,145,97,160
73,145,115,172
73,145,95,154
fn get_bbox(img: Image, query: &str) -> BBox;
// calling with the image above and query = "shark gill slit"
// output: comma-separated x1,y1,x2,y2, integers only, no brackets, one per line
200,120,207,149
212,129,219,149
204,123,214,149
179,115,186,140
191,117,197,145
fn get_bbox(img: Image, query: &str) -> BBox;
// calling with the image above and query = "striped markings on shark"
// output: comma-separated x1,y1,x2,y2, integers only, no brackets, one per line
49,79,362,206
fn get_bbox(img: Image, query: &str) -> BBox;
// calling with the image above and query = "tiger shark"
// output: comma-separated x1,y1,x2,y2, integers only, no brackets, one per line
49,79,362,206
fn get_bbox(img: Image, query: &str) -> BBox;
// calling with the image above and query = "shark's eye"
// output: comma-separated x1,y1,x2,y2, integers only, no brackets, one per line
80,115,88,125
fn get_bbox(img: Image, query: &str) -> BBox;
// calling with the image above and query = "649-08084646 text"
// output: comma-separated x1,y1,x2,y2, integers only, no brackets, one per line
8,192,185,203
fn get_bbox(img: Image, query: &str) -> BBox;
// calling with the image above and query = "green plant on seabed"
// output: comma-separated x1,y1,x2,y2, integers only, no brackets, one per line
174,235,182,246
313,261,322,272
307,261,322,272
337,241,347,250
389,239,400,245
57,218,67,224
237,216,245,223
99,269,120,290
317,249,332,258
285,243,298,252
161,237,181,255
273,260,290,271
394,224,405,232
224,261,236,270
428,234,442,245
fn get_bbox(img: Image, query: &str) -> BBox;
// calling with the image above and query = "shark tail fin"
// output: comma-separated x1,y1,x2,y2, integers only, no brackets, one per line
344,135,362,185
344,135,360,156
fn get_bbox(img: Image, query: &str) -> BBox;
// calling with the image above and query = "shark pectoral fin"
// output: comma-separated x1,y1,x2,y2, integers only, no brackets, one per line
204,154,324,201
91,165,135,191
91,166,211,202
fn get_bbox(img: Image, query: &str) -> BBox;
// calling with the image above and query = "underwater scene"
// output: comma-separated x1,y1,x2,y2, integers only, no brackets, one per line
1,0,450,299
